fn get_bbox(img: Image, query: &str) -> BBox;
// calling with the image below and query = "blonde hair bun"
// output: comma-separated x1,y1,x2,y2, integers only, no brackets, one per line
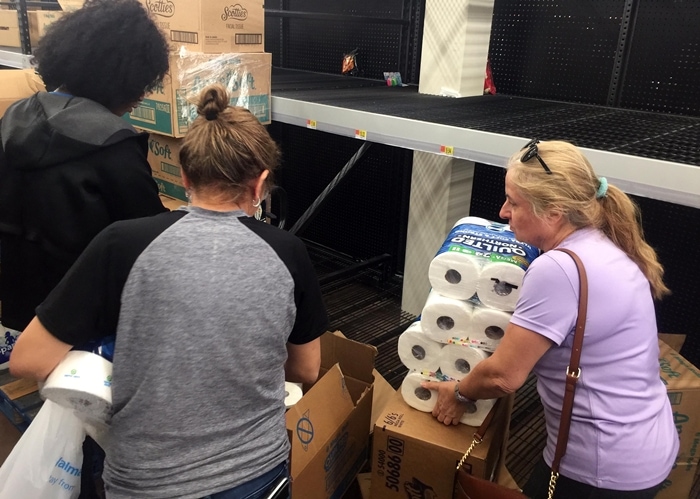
197,84,229,121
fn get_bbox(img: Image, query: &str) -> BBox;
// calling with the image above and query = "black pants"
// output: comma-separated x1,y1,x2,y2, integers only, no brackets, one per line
79,436,105,499
522,457,664,499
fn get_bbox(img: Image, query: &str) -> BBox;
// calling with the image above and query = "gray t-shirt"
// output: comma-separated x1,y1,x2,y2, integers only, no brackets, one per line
38,207,328,498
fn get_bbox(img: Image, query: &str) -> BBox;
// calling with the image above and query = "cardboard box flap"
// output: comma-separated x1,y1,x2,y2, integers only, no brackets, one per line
322,332,377,385
659,340,700,389
57,0,85,11
0,69,46,118
286,363,355,478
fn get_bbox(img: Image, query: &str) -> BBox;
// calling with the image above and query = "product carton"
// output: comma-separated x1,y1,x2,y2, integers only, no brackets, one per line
28,11,64,45
656,456,698,499
124,50,271,137
659,339,700,460
139,0,264,53
286,331,377,499
0,69,46,118
0,10,19,47
369,390,512,499
142,133,186,201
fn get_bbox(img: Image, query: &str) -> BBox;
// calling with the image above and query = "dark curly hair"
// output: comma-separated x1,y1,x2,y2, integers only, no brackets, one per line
32,0,169,112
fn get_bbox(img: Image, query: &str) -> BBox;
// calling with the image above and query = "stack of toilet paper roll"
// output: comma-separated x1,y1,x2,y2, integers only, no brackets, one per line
400,371,496,427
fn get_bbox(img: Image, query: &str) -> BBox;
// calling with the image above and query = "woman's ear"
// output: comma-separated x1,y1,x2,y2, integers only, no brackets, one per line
253,169,270,201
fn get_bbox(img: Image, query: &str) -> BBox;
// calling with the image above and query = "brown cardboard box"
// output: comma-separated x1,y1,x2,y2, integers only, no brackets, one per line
369,390,512,499
125,51,271,137
286,332,377,499
139,0,264,53
0,10,19,47
0,69,46,118
27,11,64,45
142,133,186,201
659,339,700,461
656,457,698,499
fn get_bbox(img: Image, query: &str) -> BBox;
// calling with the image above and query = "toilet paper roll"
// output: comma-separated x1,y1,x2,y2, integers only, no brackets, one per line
459,397,496,427
285,382,303,409
420,292,473,344
428,252,481,300
468,307,512,352
400,371,441,413
400,371,496,427
397,322,444,372
40,351,113,423
476,261,527,312
438,343,489,381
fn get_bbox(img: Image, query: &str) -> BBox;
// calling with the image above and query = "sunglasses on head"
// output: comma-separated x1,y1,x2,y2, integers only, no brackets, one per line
520,138,552,175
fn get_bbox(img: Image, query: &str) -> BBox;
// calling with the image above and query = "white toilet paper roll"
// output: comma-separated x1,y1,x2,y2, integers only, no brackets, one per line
438,344,489,381
468,307,512,352
285,382,303,409
428,252,481,300
459,398,496,427
397,322,444,372
400,371,496,427
476,261,526,312
420,291,473,344
400,371,440,413
40,351,113,423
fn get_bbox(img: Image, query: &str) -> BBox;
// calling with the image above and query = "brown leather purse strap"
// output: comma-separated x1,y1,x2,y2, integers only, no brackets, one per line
550,248,588,473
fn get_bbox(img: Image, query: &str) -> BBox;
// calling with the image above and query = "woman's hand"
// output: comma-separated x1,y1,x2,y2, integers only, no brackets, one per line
421,380,466,426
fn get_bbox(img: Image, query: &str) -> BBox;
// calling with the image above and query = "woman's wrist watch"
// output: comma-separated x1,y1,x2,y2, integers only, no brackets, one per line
454,383,477,405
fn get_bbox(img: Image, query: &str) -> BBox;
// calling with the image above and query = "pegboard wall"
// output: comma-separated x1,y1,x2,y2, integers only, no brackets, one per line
489,0,700,117
471,163,700,366
267,122,412,274
264,0,424,82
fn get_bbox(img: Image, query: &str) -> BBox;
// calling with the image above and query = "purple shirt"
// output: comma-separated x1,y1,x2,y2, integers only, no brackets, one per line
511,227,678,490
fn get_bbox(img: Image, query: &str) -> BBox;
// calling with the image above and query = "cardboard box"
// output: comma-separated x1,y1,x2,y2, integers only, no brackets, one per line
286,332,377,499
124,51,271,137
143,133,187,201
139,0,264,53
0,9,19,47
28,10,64,45
656,457,698,499
659,339,700,460
0,69,46,118
369,390,512,499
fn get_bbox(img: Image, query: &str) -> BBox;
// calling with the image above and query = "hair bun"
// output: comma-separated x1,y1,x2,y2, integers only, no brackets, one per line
197,84,229,122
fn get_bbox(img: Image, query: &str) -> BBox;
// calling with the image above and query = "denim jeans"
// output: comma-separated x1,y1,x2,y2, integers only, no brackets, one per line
203,461,289,499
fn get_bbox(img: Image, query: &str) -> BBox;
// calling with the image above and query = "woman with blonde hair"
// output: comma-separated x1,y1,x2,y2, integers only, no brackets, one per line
10,84,328,499
424,139,677,498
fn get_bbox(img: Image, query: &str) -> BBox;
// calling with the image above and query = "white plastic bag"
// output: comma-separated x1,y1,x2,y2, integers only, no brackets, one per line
0,400,86,498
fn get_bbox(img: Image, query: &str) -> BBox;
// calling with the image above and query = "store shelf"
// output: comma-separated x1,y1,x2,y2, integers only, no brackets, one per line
0,47,32,69
271,68,700,209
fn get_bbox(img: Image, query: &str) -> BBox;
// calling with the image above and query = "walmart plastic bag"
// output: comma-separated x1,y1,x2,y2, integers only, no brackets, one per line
0,400,85,498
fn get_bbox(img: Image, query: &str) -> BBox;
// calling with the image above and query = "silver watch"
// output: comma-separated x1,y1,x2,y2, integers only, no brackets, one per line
454,383,476,405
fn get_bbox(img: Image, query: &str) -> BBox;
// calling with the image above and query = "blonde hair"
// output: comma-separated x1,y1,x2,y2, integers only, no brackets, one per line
179,84,281,203
507,140,669,299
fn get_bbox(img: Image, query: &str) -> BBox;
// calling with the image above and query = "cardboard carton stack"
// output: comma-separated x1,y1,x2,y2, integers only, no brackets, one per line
128,0,270,202
0,6,66,48
657,339,700,499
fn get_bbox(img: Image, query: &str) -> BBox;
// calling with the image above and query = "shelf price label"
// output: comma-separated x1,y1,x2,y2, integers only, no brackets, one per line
440,145,454,156
355,129,367,140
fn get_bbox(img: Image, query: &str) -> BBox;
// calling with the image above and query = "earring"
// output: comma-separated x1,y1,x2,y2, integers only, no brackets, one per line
185,189,193,206
252,197,261,208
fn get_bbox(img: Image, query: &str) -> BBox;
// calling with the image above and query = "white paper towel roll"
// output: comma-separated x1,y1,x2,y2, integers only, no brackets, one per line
428,252,481,300
476,261,526,311
420,291,473,344
468,307,512,352
40,351,113,423
397,322,444,372
400,371,496,427
285,382,303,409
438,344,489,381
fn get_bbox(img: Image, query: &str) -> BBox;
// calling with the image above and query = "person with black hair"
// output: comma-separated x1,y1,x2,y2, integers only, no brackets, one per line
11,84,327,498
0,0,170,497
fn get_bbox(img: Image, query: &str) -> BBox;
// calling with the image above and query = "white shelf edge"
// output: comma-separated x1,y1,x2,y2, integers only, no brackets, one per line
271,95,700,209
0,48,32,69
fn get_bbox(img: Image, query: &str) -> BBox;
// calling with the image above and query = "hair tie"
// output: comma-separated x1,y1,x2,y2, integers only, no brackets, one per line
596,177,608,199
205,109,218,121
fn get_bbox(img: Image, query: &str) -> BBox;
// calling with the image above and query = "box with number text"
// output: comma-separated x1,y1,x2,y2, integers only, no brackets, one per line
369,390,512,499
